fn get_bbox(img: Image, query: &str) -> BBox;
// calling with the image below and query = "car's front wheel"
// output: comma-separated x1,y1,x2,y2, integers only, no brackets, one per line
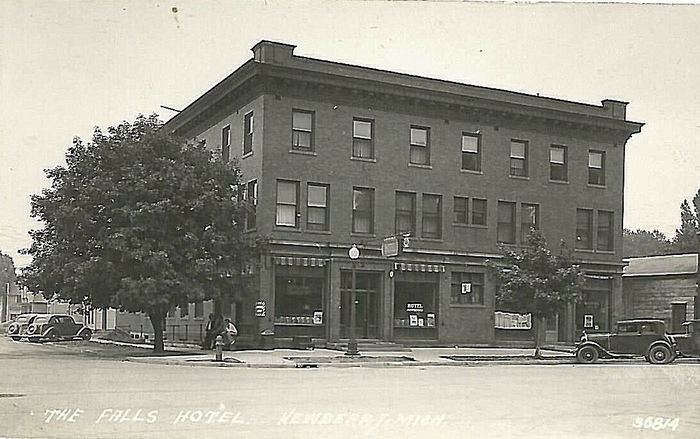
648,345,673,364
46,330,58,342
80,330,92,341
576,345,599,364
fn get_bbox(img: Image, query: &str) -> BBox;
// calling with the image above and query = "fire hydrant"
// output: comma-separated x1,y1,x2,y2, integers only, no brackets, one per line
215,335,224,362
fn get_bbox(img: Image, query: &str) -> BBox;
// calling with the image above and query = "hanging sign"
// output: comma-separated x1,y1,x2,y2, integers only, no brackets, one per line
255,300,266,317
382,236,400,258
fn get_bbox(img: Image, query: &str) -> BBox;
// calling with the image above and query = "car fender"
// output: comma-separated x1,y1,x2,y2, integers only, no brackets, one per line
577,341,613,358
41,326,56,337
647,340,675,356
76,326,91,337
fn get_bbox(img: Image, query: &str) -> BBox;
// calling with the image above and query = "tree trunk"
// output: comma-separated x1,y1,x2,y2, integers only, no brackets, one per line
533,317,545,359
149,312,165,353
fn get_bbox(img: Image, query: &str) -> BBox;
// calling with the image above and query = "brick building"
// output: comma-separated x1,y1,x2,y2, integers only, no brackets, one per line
623,253,699,333
162,41,643,346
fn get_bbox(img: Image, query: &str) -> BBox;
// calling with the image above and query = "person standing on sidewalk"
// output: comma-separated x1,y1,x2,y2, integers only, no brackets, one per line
223,318,238,350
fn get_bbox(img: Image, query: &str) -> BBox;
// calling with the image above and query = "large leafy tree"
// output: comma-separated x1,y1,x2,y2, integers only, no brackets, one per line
670,190,700,253
21,115,261,352
487,229,585,358
622,228,671,257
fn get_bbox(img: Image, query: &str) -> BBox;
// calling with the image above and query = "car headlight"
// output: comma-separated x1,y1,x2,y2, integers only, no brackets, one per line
8,324,18,334
27,325,36,334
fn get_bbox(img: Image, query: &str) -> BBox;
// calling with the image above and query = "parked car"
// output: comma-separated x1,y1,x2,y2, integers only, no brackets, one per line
6,314,39,341
575,319,677,364
25,314,92,342
671,319,700,358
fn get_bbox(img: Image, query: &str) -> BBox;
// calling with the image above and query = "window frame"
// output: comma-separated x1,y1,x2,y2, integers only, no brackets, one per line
422,193,442,239
276,180,300,228
352,187,375,234
395,191,416,235
453,196,469,225
461,132,481,172
497,201,516,244
575,208,594,250
221,125,231,163
306,183,330,231
597,210,614,251
509,139,529,177
471,198,488,226
291,109,315,151
409,126,430,166
450,272,485,305
588,150,606,186
245,179,257,230
549,145,568,182
352,118,374,159
520,203,539,243
243,111,254,156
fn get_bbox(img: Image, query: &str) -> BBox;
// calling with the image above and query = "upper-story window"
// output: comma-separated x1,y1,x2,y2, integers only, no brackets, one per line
352,187,374,234
453,196,468,225
276,180,299,227
307,183,329,231
395,191,416,235
461,133,481,172
597,210,614,251
453,196,488,227
422,194,442,239
509,140,528,177
521,203,539,243
472,198,487,226
497,201,516,244
245,179,257,230
588,150,605,185
410,126,430,165
550,145,567,182
243,112,254,156
292,110,314,151
575,208,593,250
352,119,374,159
221,125,231,163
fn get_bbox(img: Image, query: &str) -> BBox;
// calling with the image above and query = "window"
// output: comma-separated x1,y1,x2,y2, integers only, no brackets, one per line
597,210,614,251
276,180,299,227
472,198,487,226
352,187,374,234
422,194,442,239
451,272,484,305
497,201,516,244
550,145,567,181
461,133,481,172
410,126,430,165
395,191,416,235
307,183,329,231
352,119,374,159
510,140,528,177
245,179,257,230
292,110,314,151
576,208,593,249
454,196,468,225
243,112,254,155
194,301,204,318
588,151,605,185
521,203,539,243
221,125,231,163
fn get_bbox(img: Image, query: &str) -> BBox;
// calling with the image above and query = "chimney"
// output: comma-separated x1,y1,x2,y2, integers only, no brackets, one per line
251,40,296,64
601,99,628,120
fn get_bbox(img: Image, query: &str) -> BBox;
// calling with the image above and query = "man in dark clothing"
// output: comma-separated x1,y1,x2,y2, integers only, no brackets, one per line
202,313,215,350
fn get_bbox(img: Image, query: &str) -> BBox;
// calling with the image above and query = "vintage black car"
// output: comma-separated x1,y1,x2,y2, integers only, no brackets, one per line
6,314,38,341
575,319,677,364
671,319,700,358
25,314,92,342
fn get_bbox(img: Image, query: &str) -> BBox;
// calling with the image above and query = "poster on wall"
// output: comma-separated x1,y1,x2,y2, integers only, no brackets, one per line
461,282,472,294
584,314,594,328
426,313,436,327
313,311,323,325
409,315,418,327
255,300,266,317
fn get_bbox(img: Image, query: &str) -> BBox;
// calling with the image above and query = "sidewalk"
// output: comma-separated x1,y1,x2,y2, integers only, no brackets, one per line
124,345,576,368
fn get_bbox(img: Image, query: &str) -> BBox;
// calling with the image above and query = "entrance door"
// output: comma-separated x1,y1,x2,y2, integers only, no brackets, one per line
340,272,381,339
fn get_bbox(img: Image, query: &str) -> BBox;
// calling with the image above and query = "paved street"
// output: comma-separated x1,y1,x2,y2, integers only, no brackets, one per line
1,337,698,439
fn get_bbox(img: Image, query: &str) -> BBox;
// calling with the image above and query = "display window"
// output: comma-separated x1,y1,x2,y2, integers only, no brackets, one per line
393,280,438,339
274,274,324,327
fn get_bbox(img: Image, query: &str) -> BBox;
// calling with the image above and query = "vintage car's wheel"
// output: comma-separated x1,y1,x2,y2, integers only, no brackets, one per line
80,330,92,341
46,330,58,342
648,344,673,364
10,336,21,341
576,346,599,364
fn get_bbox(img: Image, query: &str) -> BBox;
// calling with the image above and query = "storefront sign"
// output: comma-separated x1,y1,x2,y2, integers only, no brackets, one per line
381,236,400,258
313,311,323,325
461,282,472,295
406,303,424,313
255,300,266,317
584,314,594,328
494,311,532,329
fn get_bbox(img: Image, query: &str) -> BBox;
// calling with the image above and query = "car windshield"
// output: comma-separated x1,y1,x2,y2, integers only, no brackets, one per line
34,316,50,324
15,315,34,323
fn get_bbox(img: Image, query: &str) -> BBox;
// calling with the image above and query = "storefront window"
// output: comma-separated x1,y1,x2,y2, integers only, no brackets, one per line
274,275,324,326
394,280,438,339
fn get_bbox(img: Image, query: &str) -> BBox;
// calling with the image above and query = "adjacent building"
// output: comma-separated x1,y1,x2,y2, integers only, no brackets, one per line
162,41,643,346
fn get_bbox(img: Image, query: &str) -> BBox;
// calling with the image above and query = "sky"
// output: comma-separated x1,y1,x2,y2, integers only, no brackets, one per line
1,0,699,268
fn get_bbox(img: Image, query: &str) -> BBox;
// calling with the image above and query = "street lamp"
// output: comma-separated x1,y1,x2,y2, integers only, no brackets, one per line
346,244,360,356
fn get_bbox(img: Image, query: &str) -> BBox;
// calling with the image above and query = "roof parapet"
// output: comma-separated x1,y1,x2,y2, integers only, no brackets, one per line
602,99,628,120
252,40,296,64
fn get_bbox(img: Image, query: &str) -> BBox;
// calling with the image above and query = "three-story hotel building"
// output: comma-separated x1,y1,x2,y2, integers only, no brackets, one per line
162,41,643,346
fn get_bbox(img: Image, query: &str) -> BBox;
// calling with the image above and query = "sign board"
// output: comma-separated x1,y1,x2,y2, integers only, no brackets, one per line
313,311,323,325
255,300,266,318
584,314,594,328
426,313,436,327
382,236,400,258
406,303,424,314
494,311,532,330
409,315,418,327
461,282,472,295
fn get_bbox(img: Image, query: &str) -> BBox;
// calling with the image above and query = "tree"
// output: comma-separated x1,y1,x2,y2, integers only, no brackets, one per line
670,190,700,253
487,229,585,358
20,115,262,352
0,250,17,302
622,228,671,257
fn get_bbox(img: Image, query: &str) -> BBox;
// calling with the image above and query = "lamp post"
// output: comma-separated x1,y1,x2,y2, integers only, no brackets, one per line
346,244,360,356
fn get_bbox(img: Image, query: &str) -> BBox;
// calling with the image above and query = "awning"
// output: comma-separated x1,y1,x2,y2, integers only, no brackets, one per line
394,262,445,273
275,256,327,267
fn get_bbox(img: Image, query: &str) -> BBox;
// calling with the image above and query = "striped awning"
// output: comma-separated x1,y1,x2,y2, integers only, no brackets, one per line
394,262,445,273
275,256,327,267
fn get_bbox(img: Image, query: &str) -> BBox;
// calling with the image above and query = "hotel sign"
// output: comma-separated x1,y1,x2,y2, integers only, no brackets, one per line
382,236,400,258
406,303,424,313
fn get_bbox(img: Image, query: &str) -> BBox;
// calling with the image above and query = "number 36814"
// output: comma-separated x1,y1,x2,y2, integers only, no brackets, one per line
633,417,679,431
